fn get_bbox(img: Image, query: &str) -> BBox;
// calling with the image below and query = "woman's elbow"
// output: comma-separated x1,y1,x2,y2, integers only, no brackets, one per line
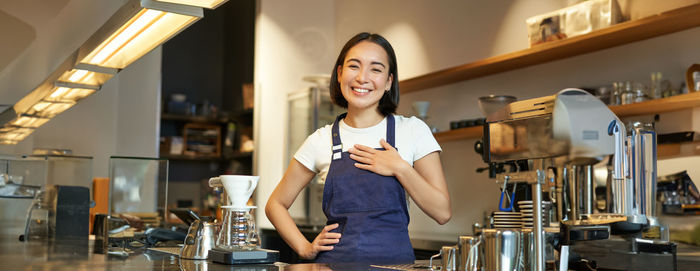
435,209,452,225
264,198,277,219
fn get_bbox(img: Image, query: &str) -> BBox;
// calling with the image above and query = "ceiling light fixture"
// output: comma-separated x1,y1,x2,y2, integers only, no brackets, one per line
0,0,225,145
152,0,228,9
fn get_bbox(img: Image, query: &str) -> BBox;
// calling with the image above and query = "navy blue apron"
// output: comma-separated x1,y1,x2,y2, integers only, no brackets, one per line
315,113,414,264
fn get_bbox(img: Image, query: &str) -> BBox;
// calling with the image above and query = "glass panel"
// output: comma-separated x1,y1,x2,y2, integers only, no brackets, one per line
109,156,169,227
0,155,92,236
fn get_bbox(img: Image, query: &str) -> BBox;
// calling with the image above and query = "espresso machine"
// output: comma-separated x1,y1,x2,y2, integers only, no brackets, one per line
475,89,676,271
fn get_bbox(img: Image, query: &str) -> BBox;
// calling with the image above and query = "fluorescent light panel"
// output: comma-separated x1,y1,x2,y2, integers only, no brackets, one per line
58,69,113,86
80,8,199,69
45,86,96,102
10,116,49,129
29,101,76,118
153,0,228,9
0,127,34,142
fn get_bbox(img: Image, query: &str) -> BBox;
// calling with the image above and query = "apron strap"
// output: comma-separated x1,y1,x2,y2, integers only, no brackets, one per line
331,113,396,152
331,113,346,160
386,114,395,148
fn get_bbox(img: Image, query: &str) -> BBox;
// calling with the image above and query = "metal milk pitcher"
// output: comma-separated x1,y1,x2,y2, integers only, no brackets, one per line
459,235,482,271
482,229,521,271
181,218,219,260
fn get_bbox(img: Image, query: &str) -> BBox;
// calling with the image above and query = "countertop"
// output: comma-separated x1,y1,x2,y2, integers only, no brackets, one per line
3,234,699,271
0,235,431,271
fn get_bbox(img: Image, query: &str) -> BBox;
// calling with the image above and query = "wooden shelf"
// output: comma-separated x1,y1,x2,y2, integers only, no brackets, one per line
434,126,482,142
400,4,700,93
161,113,229,123
161,152,252,161
161,154,223,161
658,140,700,159
435,92,700,142
610,91,700,117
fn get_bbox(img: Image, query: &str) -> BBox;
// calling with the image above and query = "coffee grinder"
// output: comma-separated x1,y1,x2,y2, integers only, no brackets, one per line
480,89,676,271
207,175,279,264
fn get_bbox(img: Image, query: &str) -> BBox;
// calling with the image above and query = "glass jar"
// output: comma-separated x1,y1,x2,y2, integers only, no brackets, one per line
650,72,663,99
610,82,623,105
620,81,635,105
634,82,649,103
596,86,611,104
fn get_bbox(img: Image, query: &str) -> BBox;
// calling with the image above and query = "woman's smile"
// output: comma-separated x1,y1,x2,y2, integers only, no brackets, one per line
351,87,372,95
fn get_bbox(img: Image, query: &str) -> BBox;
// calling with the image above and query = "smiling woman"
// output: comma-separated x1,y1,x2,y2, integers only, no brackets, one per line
266,32,451,264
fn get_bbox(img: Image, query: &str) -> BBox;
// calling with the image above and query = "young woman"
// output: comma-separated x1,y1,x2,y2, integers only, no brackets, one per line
265,32,451,264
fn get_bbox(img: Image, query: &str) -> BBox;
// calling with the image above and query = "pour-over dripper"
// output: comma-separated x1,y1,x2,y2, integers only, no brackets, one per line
209,175,260,208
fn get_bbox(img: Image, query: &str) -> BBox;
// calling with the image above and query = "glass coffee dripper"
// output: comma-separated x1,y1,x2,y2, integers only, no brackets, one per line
216,206,259,251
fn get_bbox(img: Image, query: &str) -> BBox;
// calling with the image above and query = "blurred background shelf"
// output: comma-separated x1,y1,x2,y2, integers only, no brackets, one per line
399,3,700,93
657,140,700,159
434,126,482,142
609,91,700,117
161,113,229,124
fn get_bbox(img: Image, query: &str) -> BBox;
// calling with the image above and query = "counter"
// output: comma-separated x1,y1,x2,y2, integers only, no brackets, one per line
0,235,430,270
2,235,699,270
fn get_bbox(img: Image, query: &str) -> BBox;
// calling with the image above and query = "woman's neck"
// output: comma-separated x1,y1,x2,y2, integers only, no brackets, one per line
344,108,385,128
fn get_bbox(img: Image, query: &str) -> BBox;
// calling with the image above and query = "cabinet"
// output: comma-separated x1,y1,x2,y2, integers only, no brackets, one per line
415,4,700,159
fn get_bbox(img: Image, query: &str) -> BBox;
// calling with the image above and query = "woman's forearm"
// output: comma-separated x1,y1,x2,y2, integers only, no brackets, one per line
265,198,311,256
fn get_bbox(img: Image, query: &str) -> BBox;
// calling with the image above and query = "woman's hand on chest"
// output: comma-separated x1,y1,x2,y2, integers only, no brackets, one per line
348,139,410,176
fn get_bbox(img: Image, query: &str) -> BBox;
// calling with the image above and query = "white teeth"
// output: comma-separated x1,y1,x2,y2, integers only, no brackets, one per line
354,88,369,93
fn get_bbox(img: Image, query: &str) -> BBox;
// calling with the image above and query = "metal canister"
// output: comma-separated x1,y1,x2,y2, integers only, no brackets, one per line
631,122,656,221
458,235,481,271
482,229,521,271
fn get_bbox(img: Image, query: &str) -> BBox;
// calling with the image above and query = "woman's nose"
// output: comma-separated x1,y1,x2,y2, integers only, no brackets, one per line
354,69,368,82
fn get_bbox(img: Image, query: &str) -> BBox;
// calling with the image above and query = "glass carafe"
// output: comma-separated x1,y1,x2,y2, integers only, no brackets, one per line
216,207,257,250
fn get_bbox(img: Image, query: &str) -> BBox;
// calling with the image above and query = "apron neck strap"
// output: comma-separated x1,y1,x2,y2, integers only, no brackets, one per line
331,113,395,149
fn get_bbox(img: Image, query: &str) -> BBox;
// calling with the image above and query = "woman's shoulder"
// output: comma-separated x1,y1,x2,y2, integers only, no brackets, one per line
392,114,428,129
308,123,333,140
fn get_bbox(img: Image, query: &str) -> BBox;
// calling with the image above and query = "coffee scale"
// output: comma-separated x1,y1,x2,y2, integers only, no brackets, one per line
474,89,676,271
206,175,279,264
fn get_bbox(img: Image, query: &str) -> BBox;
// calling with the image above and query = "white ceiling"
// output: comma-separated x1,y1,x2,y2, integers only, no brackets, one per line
0,0,127,103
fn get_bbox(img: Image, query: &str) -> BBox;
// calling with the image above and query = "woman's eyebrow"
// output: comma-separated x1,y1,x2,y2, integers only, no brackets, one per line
370,61,386,68
345,58,386,68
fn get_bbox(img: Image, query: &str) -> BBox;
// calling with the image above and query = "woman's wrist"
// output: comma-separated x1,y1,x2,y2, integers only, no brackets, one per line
393,160,413,180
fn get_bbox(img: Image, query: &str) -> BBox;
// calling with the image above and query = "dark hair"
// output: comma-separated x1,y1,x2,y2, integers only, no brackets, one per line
330,32,399,116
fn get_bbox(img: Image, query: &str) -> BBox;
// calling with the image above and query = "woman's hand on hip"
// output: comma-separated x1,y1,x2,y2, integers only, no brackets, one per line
299,223,341,260
349,139,409,176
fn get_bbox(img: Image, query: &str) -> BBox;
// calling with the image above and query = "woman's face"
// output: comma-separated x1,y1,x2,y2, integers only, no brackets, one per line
337,41,393,112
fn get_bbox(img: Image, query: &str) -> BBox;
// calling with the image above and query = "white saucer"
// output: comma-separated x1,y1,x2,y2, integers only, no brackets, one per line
221,205,257,211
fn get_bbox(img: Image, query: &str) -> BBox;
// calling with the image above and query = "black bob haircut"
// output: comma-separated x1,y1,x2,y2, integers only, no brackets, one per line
329,32,399,116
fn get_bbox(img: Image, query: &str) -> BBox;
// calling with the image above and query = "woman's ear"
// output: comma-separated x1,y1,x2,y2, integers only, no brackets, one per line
385,73,393,91
336,65,343,83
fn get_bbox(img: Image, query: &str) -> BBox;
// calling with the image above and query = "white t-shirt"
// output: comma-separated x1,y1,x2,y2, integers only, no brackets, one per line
293,114,442,182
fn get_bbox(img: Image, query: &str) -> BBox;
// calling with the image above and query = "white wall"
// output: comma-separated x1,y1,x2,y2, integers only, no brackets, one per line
0,0,159,178
254,0,336,229
255,0,700,241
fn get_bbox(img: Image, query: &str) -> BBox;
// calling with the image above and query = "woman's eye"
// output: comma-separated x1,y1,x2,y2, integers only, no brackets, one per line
347,65,359,69
371,68,382,73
